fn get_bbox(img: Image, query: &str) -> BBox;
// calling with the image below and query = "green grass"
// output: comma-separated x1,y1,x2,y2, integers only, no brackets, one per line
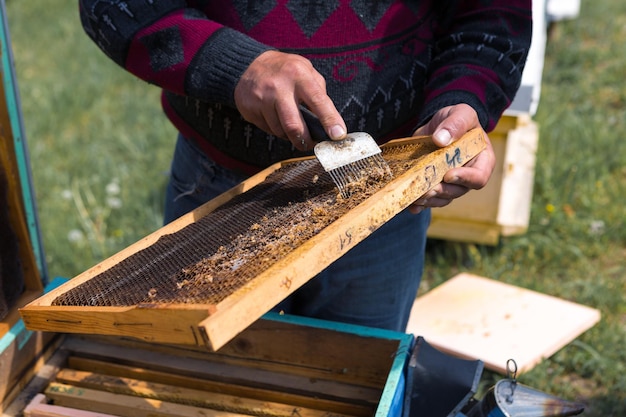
5,1,626,415
6,1,176,276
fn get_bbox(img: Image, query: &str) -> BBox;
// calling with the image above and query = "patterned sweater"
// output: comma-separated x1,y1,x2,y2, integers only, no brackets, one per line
79,0,532,174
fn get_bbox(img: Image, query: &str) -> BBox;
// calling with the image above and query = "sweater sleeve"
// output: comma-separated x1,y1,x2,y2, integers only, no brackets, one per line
78,0,273,106
418,0,532,132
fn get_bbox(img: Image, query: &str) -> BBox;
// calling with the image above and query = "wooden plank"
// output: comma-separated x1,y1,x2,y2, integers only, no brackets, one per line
44,382,262,417
55,368,355,417
19,305,214,346
427,217,502,245
24,393,119,417
495,117,538,236
21,130,486,350
59,336,381,405
66,357,372,417
406,273,601,374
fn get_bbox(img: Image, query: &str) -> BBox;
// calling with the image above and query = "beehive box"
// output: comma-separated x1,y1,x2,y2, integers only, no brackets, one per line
4,313,413,417
428,114,539,245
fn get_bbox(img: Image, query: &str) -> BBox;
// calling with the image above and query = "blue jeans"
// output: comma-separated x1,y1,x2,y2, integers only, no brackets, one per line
164,135,429,332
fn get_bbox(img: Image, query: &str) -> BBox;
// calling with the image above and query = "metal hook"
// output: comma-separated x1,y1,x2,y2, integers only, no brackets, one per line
505,359,518,404
506,358,518,381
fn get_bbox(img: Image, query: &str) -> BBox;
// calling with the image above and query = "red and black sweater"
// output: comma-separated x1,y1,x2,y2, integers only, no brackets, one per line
79,0,532,174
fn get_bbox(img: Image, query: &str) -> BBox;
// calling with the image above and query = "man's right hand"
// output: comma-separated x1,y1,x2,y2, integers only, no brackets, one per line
234,50,347,150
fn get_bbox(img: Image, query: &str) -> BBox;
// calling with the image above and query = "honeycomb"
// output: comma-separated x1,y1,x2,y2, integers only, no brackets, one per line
52,140,439,307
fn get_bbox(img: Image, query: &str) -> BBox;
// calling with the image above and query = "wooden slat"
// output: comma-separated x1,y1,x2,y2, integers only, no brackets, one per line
20,130,486,350
55,368,355,417
45,382,261,417
66,357,372,417
24,393,119,417
19,304,214,346
59,336,381,405
428,217,502,245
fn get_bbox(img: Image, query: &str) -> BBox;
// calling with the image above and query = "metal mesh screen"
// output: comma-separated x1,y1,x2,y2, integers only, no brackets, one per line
52,141,437,307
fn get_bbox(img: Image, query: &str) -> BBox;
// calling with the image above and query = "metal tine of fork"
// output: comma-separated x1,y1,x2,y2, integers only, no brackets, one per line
327,154,392,198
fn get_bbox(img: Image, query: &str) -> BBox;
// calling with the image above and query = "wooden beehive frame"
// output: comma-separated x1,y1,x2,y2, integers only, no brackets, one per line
20,130,486,351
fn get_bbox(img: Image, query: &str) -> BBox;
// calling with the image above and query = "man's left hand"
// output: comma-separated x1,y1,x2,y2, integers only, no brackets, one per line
409,103,496,214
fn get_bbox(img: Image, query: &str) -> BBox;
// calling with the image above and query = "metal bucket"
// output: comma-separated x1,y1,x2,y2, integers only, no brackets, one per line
465,378,585,417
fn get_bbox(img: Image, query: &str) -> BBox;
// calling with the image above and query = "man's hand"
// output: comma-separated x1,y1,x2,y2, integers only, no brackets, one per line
409,103,496,214
234,50,347,150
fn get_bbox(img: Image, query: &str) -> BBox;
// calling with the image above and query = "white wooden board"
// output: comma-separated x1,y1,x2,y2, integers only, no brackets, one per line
406,273,601,374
